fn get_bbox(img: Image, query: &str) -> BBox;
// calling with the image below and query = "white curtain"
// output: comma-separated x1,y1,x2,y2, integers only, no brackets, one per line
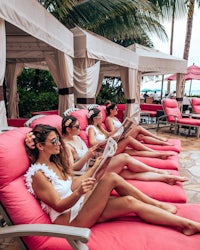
5,63,24,118
120,67,140,122
45,51,74,116
74,59,100,109
0,18,7,127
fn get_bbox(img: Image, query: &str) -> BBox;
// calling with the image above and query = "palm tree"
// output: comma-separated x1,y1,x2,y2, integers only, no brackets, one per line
39,0,168,47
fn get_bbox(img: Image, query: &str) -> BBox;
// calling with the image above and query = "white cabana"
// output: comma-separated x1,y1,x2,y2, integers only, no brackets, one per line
71,27,140,119
0,0,74,126
128,43,187,103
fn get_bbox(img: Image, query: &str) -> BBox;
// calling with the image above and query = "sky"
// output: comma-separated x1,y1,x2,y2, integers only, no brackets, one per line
142,6,200,95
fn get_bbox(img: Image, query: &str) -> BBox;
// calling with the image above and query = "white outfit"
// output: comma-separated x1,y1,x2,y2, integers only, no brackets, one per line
67,136,89,172
111,117,122,129
24,163,84,223
86,125,106,142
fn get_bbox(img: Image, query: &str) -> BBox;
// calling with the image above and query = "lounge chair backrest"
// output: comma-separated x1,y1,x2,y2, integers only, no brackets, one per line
163,99,182,122
191,98,200,114
0,128,71,249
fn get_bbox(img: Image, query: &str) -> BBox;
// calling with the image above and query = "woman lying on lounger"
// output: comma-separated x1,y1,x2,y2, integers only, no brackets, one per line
86,107,175,159
105,101,173,146
61,115,186,184
24,124,200,235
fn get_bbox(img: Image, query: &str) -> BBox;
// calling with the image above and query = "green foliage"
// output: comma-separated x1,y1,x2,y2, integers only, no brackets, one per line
17,69,58,117
96,78,126,104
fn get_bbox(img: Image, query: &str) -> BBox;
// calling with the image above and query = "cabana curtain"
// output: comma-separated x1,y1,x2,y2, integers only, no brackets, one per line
120,67,140,121
45,51,74,116
74,59,100,108
0,18,7,127
5,63,24,118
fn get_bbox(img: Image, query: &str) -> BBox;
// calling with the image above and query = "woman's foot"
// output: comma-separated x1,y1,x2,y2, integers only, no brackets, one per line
162,175,188,185
182,222,200,235
156,202,177,214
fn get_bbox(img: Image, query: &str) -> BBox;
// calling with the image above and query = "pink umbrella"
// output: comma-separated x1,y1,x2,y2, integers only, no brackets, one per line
166,64,200,95
166,64,200,81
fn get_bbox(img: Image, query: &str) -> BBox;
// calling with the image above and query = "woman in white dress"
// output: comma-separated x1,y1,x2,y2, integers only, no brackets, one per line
61,115,186,184
105,101,173,146
86,108,175,159
24,124,200,234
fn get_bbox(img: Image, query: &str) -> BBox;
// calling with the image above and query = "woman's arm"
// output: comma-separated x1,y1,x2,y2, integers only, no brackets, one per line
32,171,94,213
105,117,115,132
71,157,102,190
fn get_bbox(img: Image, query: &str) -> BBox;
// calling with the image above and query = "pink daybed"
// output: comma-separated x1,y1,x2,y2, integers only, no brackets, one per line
0,128,200,250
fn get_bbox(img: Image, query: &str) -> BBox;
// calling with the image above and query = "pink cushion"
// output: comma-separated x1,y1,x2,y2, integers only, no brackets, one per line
30,115,62,133
143,139,181,153
133,154,179,170
163,99,182,122
0,127,31,186
111,171,186,203
192,98,200,113
177,118,200,126
88,203,200,250
70,109,88,130
98,105,107,123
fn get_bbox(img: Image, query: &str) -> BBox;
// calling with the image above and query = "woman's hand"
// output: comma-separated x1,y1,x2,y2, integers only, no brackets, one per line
86,145,98,159
77,177,96,195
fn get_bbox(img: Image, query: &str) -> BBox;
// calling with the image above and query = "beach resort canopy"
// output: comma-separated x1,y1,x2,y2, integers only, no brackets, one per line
128,43,187,102
0,0,74,127
71,27,140,118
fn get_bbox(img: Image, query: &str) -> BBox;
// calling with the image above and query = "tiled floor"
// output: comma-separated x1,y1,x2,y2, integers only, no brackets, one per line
1,123,200,249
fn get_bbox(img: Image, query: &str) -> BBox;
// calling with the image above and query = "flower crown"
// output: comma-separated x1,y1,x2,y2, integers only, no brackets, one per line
88,109,94,118
65,118,72,127
25,132,36,149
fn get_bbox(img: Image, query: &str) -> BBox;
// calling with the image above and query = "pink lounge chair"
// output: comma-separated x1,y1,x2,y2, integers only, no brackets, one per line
1,128,200,250
191,98,200,114
157,99,200,138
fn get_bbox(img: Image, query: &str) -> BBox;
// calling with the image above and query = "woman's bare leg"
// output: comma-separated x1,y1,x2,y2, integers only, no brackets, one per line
68,173,200,235
117,136,155,153
131,125,171,143
97,196,200,236
123,148,176,159
136,134,174,146
105,154,187,183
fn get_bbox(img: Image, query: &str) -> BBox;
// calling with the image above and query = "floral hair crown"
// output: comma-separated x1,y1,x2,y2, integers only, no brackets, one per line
88,109,94,118
65,118,72,127
25,131,36,149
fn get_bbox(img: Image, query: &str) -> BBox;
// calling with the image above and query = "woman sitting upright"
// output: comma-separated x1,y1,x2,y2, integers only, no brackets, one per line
86,107,174,159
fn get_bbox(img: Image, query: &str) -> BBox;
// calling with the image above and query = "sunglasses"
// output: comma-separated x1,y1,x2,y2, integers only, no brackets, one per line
73,124,80,129
50,137,60,145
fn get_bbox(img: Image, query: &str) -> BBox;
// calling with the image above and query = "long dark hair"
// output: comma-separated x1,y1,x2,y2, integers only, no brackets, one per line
62,115,77,135
105,101,117,115
25,124,72,177
88,108,101,125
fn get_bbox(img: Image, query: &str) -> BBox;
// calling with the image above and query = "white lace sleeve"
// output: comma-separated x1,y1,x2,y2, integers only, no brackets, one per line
24,163,58,196
85,125,97,135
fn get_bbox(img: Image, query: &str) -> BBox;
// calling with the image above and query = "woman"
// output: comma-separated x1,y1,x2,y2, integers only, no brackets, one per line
24,124,200,235
105,101,173,146
62,115,186,184
86,107,175,159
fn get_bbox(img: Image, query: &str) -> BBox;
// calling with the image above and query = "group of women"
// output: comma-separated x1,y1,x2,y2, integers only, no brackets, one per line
24,102,200,236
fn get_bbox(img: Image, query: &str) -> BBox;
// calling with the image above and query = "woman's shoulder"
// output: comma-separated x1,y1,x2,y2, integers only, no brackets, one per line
86,125,96,133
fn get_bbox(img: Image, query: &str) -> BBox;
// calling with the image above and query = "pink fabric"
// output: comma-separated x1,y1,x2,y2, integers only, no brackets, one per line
70,109,88,130
142,139,181,153
133,154,179,170
30,115,62,133
191,98,200,113
88,203,200,250
0,128,199,250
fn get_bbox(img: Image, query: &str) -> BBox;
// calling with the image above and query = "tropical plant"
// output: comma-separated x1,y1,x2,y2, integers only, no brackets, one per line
38,0,168,47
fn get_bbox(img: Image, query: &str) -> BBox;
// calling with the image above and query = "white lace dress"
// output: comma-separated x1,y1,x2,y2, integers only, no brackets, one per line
67,136,89,172
24,163,84,223
86,125,106,142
